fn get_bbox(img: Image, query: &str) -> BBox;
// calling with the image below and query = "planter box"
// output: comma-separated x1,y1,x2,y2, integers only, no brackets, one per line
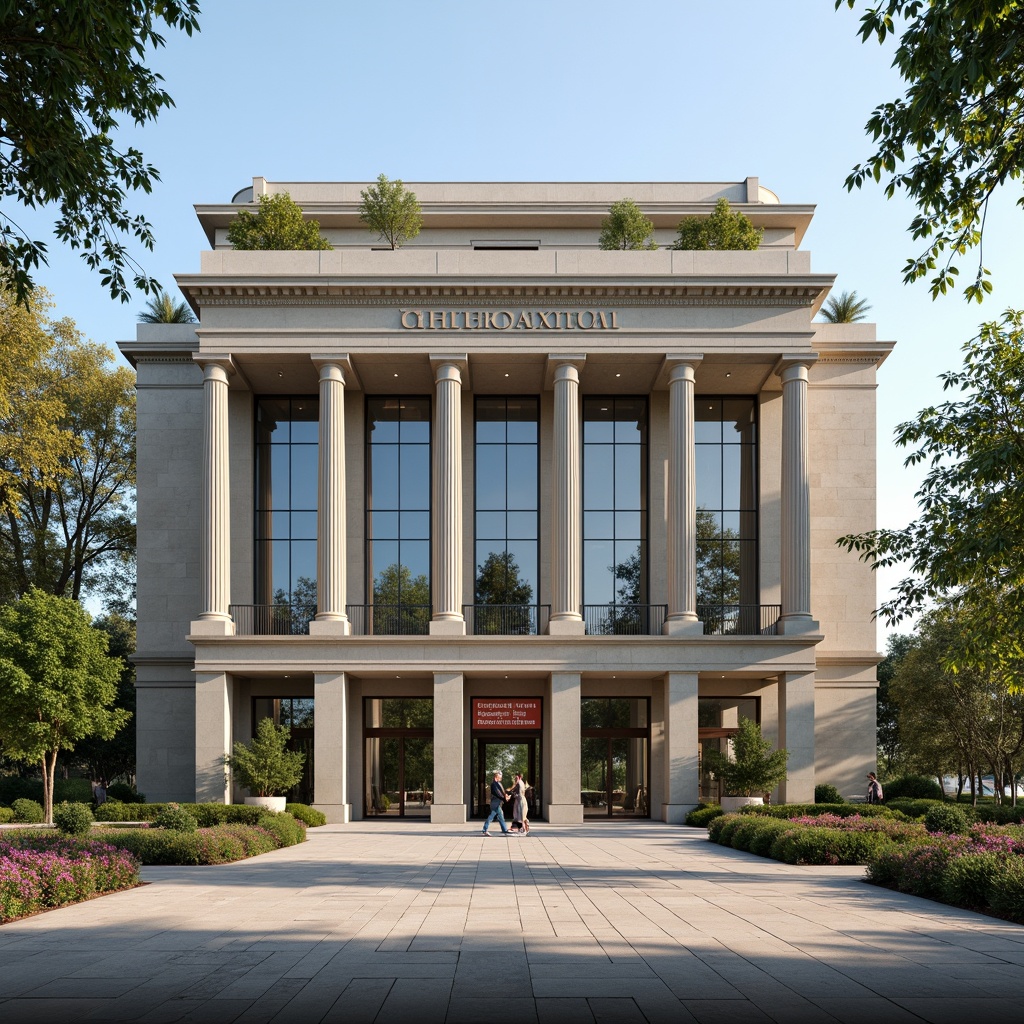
244,796,286,812
721,796,764,813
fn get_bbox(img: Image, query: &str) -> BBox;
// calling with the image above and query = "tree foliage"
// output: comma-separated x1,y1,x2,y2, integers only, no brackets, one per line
702,717,789,797
0,589,129,822
876,632,913,775
226,192,331,251
224,717,305,798
138,290,195,323
0,316,136,606
672,198,762,251
599,199,658,250
358,174,422,249
820,289,872,323
372,562,430,634
839,310,1024,676
838,0,1024,301
474,550,534,635
0,0,201,305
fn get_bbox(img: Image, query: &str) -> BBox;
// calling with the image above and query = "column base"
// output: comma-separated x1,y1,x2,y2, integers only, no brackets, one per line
545,803,584,824
547,618,585,636
430,803,467,824
429,618,466,636
777,614,821,636
313,803,352,824
662,616,704,637
309,617,352,637
662,802,698,825
190,617,235,637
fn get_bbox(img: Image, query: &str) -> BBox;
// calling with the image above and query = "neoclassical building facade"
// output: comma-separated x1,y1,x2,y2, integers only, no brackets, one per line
120,179,891,823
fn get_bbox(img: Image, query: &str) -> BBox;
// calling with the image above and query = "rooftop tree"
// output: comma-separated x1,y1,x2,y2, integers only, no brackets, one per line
227,192,331,251
672,198,762,251
358,174,422,250
599,199,658,250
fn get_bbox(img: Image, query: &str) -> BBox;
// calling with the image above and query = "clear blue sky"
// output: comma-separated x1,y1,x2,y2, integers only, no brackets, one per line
24,1,1023,646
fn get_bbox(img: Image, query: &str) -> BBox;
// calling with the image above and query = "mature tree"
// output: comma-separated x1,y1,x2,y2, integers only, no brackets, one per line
599,199,658,250
672,197,762,251
226,192,331,251
372,562,430,634
838,0,1024,301
839,310,1024,676
0,287,79,519
0,589,129,822
0,325,136,606
138,291,196,324
358,174,422,250
876,632,912,776
820,289,872,323
474,550,534,634
0,1,200,306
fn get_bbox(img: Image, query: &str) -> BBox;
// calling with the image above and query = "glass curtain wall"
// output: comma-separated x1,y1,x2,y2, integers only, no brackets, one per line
582,398,649,634
255,397,319,632
473,397,540,634
366,397,431,635
695,398,759,633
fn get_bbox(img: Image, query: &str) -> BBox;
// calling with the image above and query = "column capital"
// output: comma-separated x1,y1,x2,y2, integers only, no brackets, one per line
192,353,236,379
545,354,586,388
664,355,704,383
429,354,468,384
311,355,354,385
774,353,818,383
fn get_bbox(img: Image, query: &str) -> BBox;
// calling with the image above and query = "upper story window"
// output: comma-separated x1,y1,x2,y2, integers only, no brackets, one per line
366,397,431,630
255,397,318,617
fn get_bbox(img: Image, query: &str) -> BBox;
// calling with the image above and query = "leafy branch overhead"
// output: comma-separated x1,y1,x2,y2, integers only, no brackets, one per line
358,175,422,249
838,0,1024,302
0,1,201,305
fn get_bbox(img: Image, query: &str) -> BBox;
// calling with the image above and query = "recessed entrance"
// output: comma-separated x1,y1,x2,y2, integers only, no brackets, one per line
471,736,540,820
581,697,651,819
364,698,433,818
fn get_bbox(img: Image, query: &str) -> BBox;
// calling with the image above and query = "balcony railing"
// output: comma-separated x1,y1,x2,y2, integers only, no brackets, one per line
698,604,781,636
345,604,431,636
229,604,311,636
463,604,550,636
583,604,668,636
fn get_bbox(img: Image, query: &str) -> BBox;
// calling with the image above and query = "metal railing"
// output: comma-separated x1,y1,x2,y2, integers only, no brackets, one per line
583,604,668,636
345,604,431,636
463,604,550,636
697,604,781,636
229,604,311,636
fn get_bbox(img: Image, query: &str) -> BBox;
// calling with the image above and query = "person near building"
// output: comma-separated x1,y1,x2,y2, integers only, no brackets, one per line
866,772,883,804
482,771,511,835
510,772,530,835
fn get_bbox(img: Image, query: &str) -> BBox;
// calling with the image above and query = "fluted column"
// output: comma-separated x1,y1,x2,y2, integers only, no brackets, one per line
192,356,235,635
430,358,465,635
779,358,819,635
549,358,585,635
310,359,351,636
664,358,703,636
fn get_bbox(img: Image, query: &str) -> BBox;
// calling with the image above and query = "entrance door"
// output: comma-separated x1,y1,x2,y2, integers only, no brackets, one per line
472,736,540,820
581,697,650,819
364,697,434,818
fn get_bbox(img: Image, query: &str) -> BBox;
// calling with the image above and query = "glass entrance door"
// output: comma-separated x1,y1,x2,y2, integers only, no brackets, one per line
581,697,650,819
471,737,540,820
364,697,433,818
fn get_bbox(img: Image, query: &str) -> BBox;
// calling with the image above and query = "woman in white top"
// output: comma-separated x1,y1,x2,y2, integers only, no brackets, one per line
510,773,530,834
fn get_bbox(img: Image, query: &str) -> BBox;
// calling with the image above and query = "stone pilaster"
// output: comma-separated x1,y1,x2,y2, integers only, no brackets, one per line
662,671,699,822
664,358,704,636
309,359,351,636
195,671,231,803
549,357,585,635
546,672,583,822
778,670,816,803
430,357,466,635
313,671,350,822
431,671,467,823
192,355,235,636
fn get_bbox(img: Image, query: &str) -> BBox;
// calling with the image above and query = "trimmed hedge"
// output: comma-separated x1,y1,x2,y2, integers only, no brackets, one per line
286,803,327,827
0,806,14,824
11,798,44,823
685,805,723,828
814,784,845,804
0,777,94,806
53,802,95,836
736,803,905,820
94,801,280,826
883,775,944,801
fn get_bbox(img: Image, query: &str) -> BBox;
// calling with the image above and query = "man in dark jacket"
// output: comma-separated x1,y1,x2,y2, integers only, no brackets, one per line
482,770,511,835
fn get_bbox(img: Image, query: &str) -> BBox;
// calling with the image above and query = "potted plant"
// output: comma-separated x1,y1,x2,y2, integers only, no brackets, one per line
703,717,789,812
224,718,305,811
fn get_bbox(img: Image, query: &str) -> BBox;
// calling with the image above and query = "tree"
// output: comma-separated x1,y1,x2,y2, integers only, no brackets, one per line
702,717,789,797
838,0,1024,301
820,290,872,323
876,633,912,776
0,325,136,606
226,192,331,251
0,589,129,823
138,291,196,324
224,717,305,798
838,310,1024,676
358,174,422,249
672,197,762,251
0,287,80,519
474,550,534,634
599,199,658,250
0,1,201,306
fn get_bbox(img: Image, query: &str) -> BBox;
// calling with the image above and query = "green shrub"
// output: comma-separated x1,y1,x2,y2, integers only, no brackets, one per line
708,814,745,846
153,804,199,832
989,857,1024,923
737,803,902,820
973,804,1024,825
0,806,14,823
745,817,794,856
685,805,723,828
52,802,95,836
814,784,845,804
255,812,306,847
286,803,327,827
11,798,44,823
884,775,944,800
729,816,769,851
924,803,970,835
884,798,947,819
940,852,1003,909
106,782,145,803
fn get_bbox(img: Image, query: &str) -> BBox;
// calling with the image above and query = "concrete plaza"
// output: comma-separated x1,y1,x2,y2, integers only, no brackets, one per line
2,822,1024,1023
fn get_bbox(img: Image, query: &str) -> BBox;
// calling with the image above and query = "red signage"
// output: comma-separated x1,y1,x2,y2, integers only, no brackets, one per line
473,698,542,730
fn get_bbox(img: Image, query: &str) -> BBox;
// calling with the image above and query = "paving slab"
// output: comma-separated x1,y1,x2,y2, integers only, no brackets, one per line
4,822,1024,1021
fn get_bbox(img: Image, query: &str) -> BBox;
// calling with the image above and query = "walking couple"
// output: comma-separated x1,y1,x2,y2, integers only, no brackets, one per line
482,770,530,836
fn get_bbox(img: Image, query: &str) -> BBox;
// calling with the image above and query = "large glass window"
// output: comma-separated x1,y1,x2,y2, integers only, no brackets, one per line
364,698,433,818
366,397,431,633
583,397,648,633
580,698,650,818
474,397,539,633
255,397,318,621
696,398,758,631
